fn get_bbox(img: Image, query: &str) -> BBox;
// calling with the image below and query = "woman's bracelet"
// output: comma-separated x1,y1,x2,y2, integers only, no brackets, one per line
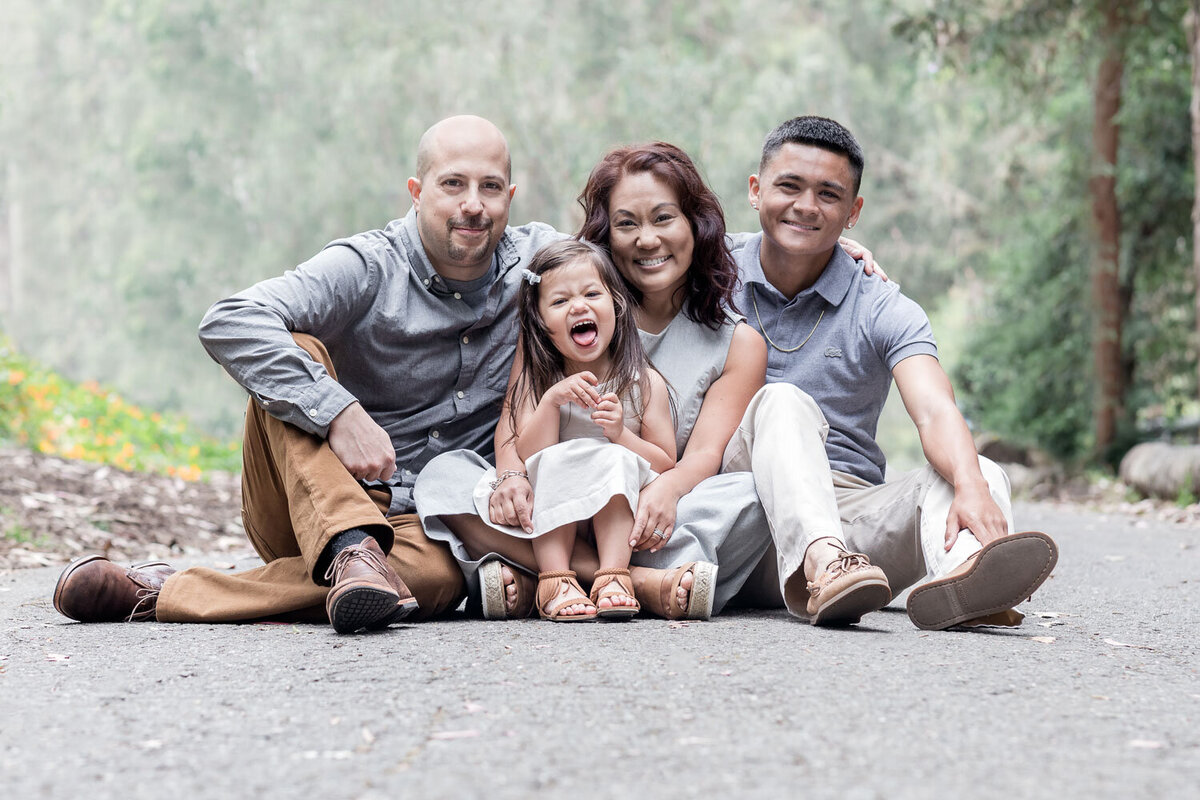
489,469,529,491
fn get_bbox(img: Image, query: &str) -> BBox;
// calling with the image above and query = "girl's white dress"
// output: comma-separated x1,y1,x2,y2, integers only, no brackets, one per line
469,384,654,538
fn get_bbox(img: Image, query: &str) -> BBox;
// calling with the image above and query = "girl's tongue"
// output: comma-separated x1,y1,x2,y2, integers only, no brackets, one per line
571,322,598,348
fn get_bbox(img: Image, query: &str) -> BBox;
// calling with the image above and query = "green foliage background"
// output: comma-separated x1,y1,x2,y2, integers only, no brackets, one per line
0,0,1195,468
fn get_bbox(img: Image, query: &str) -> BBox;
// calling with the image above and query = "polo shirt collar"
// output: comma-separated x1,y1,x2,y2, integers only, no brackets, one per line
744,233,856,307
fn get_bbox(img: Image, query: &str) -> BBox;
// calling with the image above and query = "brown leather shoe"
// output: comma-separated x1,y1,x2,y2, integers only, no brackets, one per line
906,531,1058,631
53,555,177,622
323,537,413,633
805,550,892,626
366,554,420,630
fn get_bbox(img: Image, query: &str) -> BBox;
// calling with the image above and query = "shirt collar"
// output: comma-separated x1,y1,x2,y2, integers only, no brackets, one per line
396,208,519,295
745,233,857,307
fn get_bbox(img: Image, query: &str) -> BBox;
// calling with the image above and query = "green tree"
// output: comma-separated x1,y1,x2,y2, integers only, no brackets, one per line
897,0,1194,462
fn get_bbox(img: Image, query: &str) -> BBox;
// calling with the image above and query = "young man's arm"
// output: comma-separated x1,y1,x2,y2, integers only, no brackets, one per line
892,354,1009,550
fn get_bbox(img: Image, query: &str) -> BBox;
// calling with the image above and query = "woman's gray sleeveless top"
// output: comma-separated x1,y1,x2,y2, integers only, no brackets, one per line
638,311,739,457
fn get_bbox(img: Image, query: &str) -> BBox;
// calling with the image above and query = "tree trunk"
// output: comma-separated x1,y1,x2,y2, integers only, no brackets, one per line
1089,3,1126,459
1190,2,1200,403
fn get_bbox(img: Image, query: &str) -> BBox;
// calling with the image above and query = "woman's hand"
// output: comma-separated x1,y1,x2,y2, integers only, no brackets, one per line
838,235,889,281
543,372,601,410
591,392,625,442
629,475,685,553
488,474,534,533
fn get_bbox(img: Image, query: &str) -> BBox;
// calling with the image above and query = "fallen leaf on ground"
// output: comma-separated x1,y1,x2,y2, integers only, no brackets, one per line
45,653,70,662
1128,740,1165,749
140,740,163,750
361,728,375,745
1029,636,1056,644
1038,621,1065,628
1104,638,1155,651
464,702,485,713
669,621,688,629
1103,555,1126,562
431,730,480,740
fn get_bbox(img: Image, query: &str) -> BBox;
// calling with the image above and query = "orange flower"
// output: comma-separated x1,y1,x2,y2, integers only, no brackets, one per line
6,370,25,385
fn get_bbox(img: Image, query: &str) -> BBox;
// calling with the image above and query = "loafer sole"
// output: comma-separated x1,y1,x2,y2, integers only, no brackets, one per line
810,578,891,627
906,531,1058,631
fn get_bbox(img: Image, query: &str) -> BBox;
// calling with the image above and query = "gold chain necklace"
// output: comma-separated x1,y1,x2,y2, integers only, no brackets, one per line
751,285,824,353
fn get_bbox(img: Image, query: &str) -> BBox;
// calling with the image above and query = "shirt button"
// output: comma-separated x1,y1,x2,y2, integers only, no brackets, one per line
462,336,470,344
456,391,465,399
423,278,430,286
308,409,318,417
453,292,462,300
431,430,440,439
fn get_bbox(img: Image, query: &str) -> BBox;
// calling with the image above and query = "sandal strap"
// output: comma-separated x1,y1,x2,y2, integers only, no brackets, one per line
589,568,636,606
632,562,694,619
536,571,594,620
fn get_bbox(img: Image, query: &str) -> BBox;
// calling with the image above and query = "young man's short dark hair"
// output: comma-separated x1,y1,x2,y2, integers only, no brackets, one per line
759,116,865,194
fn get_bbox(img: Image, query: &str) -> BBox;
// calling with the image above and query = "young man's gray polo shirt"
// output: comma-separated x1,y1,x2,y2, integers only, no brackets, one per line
729,232,937,484
199,208,563,513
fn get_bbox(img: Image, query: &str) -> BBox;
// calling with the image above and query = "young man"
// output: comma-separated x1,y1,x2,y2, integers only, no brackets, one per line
52,115,563,633
729,116,1058,630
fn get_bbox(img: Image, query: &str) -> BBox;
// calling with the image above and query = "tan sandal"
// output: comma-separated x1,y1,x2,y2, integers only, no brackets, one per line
630,561,717,620
479,560,536,620
589,567,640,621
536,570,597,622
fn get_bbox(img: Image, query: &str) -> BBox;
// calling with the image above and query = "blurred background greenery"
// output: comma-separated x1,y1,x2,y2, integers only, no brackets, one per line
0,0,1194,478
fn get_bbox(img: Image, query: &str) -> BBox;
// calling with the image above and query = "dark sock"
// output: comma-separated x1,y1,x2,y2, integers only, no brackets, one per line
329,528,371,555
318,528,373,582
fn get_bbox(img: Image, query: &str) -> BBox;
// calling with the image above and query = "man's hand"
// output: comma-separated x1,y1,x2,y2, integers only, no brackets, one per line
489,474,534,533
327,401,396,481
944,481,1009,550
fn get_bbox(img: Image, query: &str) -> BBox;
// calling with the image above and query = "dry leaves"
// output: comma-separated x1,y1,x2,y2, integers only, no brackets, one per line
0,446,243,570
1104,638,1155,651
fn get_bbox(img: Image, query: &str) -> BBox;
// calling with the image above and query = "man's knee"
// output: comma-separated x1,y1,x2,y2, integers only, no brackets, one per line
750,383,829,440
290,333,337,375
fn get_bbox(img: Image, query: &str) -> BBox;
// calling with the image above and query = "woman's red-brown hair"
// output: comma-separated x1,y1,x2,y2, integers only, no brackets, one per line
577,142,738,329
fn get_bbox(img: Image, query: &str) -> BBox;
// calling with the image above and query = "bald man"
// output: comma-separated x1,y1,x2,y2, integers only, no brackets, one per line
52,116,564,633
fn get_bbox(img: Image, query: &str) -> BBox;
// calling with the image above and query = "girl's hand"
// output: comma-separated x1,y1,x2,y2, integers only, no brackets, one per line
590,392,624,442
629,475,684,553
544,372,601,410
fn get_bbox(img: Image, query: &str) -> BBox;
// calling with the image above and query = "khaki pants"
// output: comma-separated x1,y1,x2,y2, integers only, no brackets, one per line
726,384,1014,617
156,335,465,623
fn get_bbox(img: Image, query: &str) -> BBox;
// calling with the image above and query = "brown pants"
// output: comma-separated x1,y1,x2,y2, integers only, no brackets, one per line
156,335,466,623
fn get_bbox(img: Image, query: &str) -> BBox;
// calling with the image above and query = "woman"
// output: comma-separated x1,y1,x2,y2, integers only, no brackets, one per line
415,143,875,620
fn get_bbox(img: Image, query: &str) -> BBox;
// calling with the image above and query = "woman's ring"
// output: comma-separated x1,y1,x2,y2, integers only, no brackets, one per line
651,529,663,538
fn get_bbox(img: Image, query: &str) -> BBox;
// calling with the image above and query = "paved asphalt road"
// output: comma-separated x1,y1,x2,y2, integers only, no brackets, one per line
2,501,1197,799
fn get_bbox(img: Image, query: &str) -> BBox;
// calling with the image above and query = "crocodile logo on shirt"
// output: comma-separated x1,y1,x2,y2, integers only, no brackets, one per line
824,347,843,358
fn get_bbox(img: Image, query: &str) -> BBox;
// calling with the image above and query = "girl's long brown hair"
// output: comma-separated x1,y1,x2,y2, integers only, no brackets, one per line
508,239,653,441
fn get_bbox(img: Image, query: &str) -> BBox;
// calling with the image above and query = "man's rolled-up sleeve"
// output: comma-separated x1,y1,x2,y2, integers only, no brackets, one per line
198,245,375,437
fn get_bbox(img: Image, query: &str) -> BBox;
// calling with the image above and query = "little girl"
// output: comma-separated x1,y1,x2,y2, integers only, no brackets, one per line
473,238,676,621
